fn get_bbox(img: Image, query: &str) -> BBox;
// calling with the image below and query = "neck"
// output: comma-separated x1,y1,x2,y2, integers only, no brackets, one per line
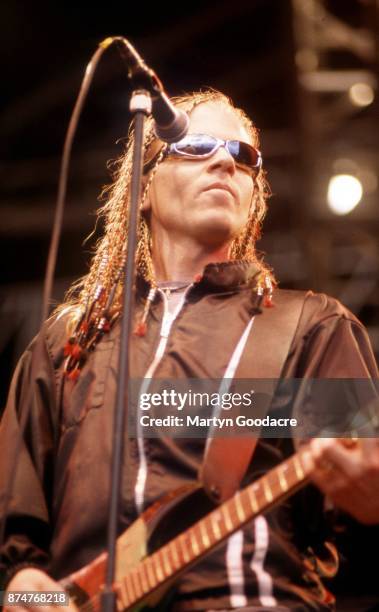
151,234,231,282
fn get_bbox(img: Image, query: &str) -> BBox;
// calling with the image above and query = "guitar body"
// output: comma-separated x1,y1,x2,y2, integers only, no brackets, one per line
61,484,215,611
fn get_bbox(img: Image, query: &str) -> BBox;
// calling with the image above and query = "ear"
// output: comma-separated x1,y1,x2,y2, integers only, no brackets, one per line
140,139,165,212
140,176,151,212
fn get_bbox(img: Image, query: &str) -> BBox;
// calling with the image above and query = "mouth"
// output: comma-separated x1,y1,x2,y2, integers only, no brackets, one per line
204,182,236,199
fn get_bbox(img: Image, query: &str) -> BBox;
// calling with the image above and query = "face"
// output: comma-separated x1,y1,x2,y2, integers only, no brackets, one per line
144,101,256,249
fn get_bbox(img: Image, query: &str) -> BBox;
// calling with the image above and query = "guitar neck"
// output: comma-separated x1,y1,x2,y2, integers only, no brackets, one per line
118,445,313,610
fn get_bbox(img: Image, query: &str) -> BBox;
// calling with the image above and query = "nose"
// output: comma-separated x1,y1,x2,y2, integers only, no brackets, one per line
207,144,236,175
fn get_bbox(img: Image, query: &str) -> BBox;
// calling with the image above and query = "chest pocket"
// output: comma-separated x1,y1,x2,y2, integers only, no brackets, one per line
61,336,116,429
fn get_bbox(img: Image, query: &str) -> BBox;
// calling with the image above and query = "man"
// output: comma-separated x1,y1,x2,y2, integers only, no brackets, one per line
1,90,378,611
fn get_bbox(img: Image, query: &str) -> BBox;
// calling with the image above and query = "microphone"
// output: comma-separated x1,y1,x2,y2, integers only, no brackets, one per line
117,37,189,143
151,91,189,143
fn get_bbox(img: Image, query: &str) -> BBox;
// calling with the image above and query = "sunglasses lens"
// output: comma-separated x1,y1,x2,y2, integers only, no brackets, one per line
170,135,261,174
227,141,261,169
174,135,217,156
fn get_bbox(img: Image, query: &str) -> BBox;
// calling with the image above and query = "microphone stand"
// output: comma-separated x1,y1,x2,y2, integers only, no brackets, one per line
101,89,152,612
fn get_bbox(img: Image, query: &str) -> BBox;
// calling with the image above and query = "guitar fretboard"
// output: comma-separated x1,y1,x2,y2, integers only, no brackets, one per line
117,446,313,610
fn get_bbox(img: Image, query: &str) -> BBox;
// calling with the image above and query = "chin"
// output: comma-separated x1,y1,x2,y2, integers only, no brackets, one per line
194,214,241,247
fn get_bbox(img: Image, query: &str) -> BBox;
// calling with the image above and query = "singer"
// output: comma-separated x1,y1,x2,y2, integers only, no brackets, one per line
1,89,379,611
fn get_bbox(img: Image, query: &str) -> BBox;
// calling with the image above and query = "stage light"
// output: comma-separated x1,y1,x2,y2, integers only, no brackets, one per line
327,174,363,215
349,83,374,107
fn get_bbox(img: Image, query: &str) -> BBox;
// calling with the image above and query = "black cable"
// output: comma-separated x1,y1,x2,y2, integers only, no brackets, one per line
0,36,120,572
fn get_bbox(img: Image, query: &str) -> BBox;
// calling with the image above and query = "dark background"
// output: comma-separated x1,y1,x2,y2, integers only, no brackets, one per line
0,1,378,609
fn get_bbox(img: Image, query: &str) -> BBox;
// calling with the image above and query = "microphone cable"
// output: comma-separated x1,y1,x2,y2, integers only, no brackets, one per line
0,35,129,568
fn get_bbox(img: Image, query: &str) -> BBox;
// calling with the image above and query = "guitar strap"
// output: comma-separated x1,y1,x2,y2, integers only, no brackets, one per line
200,289,307,503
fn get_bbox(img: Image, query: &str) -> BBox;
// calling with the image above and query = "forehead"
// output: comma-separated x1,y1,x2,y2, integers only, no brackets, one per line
187,102,252,144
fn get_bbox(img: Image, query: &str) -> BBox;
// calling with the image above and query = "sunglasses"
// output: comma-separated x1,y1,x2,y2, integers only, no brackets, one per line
165,133,262,176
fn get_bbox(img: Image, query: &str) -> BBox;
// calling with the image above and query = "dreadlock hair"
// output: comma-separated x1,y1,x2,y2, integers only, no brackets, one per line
60,89,274,377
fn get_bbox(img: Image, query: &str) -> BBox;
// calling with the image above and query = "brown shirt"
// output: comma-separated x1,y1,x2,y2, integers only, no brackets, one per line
0,262,378,610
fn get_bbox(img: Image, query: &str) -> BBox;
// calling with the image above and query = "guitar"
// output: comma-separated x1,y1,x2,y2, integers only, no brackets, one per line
60,441,329,611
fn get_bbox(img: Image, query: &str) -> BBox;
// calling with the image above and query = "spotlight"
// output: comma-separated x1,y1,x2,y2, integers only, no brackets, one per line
349,83,374,107
327,175,363,215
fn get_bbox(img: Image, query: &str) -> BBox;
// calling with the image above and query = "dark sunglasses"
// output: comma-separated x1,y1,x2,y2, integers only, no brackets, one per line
165,133,262,176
